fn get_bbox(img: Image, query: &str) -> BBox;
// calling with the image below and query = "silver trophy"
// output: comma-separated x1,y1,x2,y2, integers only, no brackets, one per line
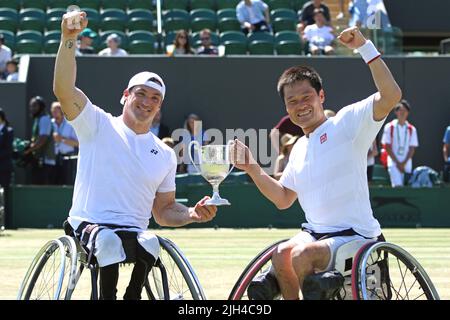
188,140,234,206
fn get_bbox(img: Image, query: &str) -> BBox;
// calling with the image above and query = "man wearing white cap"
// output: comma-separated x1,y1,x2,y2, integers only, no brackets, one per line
53,11,217,300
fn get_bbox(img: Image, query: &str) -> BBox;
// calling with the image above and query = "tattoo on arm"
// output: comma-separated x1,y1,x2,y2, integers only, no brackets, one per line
73,102,82,111
64,39,75,49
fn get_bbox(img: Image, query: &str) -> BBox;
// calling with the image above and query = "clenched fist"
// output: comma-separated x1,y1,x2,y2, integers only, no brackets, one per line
229,139,257,172
61,11,88,38
337,26,367,50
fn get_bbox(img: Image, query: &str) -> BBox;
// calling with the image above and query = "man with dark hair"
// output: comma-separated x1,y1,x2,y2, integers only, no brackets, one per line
297,0,331,33
53,10,217,300
381,99,419,187
23,96,56,185
231,26,402,299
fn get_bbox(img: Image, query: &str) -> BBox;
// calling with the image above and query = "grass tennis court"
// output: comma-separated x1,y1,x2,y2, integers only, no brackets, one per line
1,228,449,300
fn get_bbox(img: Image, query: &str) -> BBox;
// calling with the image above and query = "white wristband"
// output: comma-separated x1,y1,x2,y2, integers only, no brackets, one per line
357,40,381,64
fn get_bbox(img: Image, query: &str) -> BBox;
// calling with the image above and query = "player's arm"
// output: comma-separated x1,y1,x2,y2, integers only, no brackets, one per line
152,191,217,227
338,27,402,121
230,139,297,210
53,11,88,121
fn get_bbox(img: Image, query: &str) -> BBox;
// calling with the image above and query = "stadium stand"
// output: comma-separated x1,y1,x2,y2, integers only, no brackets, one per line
1,0,444,56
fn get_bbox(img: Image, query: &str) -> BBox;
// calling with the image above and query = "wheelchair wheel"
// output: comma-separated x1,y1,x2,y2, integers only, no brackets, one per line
57,236,80,299
146,236,206,300
229,239,288,300
352,241,440,300
17,239,69,300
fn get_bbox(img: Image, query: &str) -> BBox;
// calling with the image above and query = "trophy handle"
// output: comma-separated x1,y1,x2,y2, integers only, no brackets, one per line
188,140,201,174
226,140,235,176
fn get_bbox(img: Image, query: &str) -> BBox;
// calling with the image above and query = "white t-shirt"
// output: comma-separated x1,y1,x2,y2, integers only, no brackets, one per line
98,48,128,56
381,119,418,171
280,94,384,238
303,24,335,48
67,99,177,230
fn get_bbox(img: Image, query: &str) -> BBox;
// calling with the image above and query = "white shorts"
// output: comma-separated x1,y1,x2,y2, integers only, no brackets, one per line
290,231,376,272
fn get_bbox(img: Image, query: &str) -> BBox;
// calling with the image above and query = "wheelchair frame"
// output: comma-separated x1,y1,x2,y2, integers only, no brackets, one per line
229,239,440,300
17,234,206,300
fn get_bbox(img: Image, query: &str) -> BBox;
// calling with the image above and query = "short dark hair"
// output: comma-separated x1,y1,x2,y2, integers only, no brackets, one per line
277,65,323,101
395,99,411,112
30,96,47,114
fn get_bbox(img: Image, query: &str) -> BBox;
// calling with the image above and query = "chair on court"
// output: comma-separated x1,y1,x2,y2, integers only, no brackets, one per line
229,237,440,300
18,221,206,300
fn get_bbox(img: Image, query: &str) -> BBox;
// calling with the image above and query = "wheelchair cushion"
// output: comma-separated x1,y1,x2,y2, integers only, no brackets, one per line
302,270,345,300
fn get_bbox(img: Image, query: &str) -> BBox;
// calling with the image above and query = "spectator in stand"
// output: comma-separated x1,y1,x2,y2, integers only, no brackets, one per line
271,109,333,154
367,139,378,182
181,113,209,174
273,134,299,180
98,33,128,57
76,28,97,55
23,96,56,185
381,100,419,187
302,8,335,56
167,30,195,56
236,0,271,35
443,125,450,183
5,60,19,82
196,29,219,55
337,0,391,30
270,115,304,154
51,101,79,185
0,33,12,80
150,110,170,139
297,0,331,34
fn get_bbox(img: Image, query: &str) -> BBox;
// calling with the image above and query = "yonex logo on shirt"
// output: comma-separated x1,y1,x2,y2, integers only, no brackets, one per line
320,133,327,144
150,149,158,155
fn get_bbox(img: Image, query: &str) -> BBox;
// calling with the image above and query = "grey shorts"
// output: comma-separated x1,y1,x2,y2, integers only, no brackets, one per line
290,231,377,272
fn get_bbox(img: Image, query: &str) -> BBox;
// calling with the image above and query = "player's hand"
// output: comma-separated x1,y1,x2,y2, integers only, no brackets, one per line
337,26,366,49
229,139,257,172
396,162,405,173
61,11,88,38
189,196,217,223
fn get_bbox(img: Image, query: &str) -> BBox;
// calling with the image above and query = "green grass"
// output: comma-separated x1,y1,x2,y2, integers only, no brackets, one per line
1,228,450,300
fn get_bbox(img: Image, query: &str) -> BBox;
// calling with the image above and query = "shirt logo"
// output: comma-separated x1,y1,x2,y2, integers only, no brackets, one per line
150,149,158,155
320,133,327,144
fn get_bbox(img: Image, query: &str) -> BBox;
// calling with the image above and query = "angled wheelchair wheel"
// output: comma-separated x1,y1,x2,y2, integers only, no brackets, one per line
146,236,206,300
229,239,288,300
352,242,440,300
18,239,72,300
57,236,80,300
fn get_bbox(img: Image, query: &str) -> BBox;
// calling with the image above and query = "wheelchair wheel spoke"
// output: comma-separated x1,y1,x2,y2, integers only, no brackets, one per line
357,242,439,301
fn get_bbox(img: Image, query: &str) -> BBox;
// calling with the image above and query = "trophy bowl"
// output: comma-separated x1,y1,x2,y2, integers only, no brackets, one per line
188,141,234,206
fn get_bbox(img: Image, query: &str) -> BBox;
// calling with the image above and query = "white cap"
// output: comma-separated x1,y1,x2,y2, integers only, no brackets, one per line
120,71,166,105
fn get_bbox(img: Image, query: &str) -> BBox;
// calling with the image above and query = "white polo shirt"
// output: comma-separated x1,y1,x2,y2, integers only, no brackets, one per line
381,119,419,171
67,99,177,231
280,94,384,238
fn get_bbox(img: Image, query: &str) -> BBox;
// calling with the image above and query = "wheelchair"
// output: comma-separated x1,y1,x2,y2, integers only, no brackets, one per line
17,225,206,300
229,238,440,300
